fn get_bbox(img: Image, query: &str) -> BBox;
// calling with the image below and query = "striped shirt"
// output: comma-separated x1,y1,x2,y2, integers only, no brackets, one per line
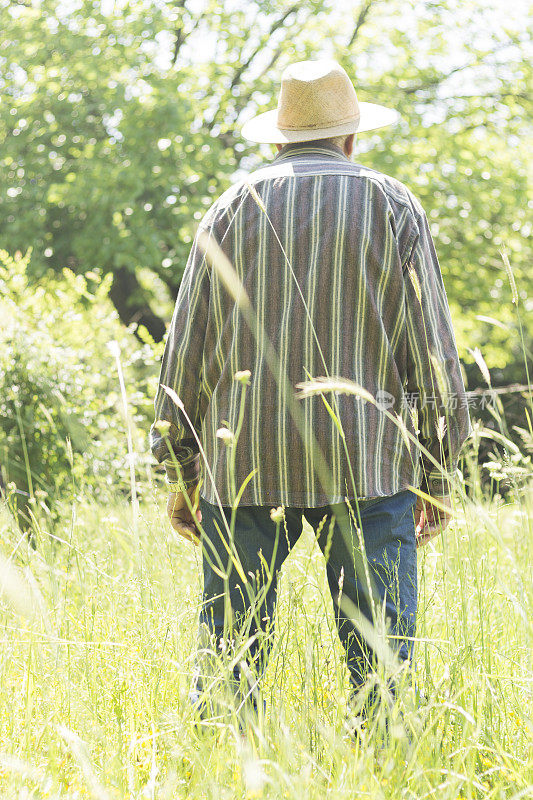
150,141,473,508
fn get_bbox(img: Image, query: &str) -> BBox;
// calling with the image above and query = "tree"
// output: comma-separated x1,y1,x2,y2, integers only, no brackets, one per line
0,0,530,366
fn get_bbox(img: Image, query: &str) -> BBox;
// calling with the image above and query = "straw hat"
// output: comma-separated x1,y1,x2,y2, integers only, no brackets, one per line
241,59,399,144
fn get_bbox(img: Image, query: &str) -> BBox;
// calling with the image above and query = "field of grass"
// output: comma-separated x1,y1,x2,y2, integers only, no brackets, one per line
0,480,531,799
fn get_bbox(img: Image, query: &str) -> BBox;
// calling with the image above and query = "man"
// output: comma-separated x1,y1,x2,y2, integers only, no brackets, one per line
150,60,472,729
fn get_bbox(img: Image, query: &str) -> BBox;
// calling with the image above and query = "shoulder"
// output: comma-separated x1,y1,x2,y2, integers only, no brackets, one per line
196,177,250,231
349,164,424,217
198,162,426,229
249,159,425,216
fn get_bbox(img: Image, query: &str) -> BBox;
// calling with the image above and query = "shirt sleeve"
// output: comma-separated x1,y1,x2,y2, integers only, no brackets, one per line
403,206,473,496
149,226,211,488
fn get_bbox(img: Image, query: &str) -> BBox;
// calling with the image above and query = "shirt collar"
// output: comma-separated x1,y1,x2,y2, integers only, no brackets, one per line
271,141,351,164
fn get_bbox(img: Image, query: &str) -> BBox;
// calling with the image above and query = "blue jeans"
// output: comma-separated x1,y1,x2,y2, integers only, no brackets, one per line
194,489,418,717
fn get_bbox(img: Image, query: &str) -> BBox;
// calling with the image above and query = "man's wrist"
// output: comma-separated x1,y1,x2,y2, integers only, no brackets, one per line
166,475,199,492
421,467,454,497
164,451,200,487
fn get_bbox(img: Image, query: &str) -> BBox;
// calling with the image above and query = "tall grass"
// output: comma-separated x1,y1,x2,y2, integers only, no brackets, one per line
0,479,531,797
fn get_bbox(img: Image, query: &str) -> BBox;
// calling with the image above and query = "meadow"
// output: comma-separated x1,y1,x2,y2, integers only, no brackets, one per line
0,468,531,798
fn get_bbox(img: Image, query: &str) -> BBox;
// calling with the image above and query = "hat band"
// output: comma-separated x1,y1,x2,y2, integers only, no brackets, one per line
276,111,360,132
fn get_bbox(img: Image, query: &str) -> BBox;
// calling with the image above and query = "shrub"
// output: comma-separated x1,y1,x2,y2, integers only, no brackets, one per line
0,248,162,530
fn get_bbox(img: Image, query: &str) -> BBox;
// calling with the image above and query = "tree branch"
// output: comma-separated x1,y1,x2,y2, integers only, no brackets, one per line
403,43,517,95
171,0,206,66
227,2,300,94
347,0,375,49
231,44,284,119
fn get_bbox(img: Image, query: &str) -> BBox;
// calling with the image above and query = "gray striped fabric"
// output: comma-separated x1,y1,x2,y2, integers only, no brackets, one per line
150,141,473,507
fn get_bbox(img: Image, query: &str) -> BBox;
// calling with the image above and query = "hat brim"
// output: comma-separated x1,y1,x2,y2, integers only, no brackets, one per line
241,102,400,144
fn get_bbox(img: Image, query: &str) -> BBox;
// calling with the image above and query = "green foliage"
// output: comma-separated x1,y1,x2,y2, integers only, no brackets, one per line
0,0,235,301
0,488,532,796
0,249,162,516
0,0,530,364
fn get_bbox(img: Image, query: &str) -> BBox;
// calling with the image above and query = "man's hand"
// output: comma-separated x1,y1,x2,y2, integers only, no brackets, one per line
414,494,452,547
167,482,202,545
